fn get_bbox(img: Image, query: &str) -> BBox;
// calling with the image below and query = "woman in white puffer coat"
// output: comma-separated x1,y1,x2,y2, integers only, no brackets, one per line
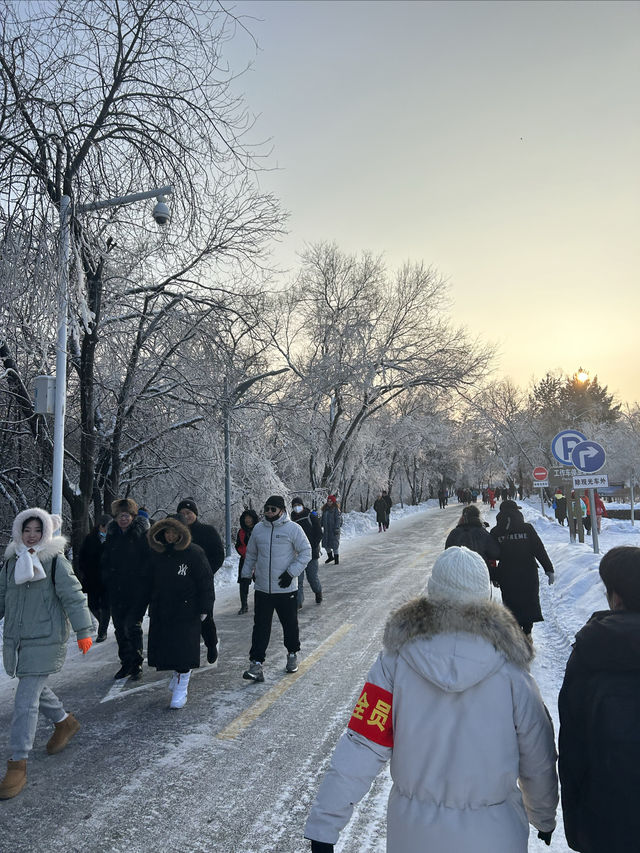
305,546,558,853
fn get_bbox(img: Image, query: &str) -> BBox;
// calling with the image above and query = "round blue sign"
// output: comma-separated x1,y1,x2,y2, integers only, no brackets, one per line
571,440,606,473
551,429,587,466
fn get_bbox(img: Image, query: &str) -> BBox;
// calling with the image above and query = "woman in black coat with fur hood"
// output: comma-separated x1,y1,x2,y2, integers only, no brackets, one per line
143,517,214,709
490,501,555,639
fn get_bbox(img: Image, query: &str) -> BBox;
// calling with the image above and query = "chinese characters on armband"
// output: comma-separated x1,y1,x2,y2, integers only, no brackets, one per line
347,682,394,747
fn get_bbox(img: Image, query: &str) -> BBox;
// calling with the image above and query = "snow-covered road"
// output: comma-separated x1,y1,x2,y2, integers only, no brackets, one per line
1,499,637,851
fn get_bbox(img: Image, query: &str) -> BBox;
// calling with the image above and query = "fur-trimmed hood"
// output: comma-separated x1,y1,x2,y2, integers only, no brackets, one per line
4,507,67,560
383,597,533,692
148,517,192,553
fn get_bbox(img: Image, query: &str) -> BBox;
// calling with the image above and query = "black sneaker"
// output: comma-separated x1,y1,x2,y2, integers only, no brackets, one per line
315,592,323,604
96,633,107,643
128,667,142,682
237,605,248,615
114,665,130,680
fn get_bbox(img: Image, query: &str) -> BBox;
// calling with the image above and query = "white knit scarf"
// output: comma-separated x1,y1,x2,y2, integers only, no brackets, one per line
14,543,47,585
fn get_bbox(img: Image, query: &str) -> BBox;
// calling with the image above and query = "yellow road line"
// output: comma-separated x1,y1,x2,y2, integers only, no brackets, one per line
216,622,354,741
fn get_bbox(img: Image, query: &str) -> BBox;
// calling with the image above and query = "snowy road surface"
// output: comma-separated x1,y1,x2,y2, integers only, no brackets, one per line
1,500,630,852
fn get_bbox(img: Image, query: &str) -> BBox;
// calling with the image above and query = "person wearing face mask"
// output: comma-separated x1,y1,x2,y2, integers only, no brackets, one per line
290,497,323,608
141,516,214,709
235,509,259,614
78,513,112,642
0,508,93,800
241,495,312,683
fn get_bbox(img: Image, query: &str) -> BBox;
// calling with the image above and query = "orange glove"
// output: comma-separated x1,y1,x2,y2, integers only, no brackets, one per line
77,637,93,655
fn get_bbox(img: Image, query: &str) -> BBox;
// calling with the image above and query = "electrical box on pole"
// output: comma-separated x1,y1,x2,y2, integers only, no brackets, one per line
34,375,56,414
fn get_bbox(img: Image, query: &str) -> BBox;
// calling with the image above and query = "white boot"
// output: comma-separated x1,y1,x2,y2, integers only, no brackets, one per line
169,671,191,709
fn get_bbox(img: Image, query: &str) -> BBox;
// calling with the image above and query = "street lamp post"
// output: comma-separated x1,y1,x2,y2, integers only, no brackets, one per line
51,185,174,517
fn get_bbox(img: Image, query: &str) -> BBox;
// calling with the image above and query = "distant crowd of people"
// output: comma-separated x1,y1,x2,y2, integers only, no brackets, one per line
1,493,638,853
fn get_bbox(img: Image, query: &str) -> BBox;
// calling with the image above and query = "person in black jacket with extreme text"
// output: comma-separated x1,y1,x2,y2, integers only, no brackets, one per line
177,498,224,664
558,546,640,853
490,500,554,640
101,498,150,681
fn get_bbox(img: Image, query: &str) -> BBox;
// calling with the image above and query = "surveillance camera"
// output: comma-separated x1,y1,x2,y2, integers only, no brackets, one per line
152,198,171,226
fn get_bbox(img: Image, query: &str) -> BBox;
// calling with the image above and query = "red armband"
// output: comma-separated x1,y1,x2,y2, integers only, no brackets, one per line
347,682,393,747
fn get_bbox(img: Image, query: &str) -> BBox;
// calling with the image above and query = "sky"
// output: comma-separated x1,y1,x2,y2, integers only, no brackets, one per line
222,0,640,405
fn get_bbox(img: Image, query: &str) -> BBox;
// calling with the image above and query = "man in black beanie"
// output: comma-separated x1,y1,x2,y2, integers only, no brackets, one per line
177,498,224,664
241,495,311,682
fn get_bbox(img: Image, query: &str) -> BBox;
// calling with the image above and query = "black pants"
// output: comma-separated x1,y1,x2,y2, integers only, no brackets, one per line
200,611,218,650
239,578,251,608
87,594,111,637
249,590,300,663
111,605,143,669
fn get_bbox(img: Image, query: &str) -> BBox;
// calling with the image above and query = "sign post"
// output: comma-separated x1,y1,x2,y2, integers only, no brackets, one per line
551,430,587,545
571,440,606,556
532,466,549,517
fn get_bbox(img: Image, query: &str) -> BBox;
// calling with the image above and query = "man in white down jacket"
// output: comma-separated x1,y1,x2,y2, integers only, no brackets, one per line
241,495,311,683
305,546,558,853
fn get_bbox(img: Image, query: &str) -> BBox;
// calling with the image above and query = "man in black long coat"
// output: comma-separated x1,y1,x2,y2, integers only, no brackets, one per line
101,498,151,680
558,546,640,852
177,498,224,663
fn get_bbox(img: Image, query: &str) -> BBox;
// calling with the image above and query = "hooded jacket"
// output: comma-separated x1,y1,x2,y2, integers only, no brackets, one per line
321,503,342,552
490,504,554,625
305,597,558,853
0,508,92,677
559,609,640,852
445,519,500,570
101,515,151,610
143,517,214,671
240,512,311,593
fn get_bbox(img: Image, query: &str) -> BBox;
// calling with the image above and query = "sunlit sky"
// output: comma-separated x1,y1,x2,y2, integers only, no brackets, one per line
223,0,639,404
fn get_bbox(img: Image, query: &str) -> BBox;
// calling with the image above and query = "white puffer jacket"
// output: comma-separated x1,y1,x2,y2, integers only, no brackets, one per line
305,598,558,853
240,513,311,594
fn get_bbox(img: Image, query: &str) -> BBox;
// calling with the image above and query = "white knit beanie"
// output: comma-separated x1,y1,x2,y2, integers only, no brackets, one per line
427,546,491,604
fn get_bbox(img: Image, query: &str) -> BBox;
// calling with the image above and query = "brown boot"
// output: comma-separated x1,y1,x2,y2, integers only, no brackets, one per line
46,714,80,755
0,760,27,800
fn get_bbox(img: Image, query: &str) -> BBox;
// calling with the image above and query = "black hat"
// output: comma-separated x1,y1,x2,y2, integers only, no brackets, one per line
264,495,286,510
177,498,199,516
291,496,304,506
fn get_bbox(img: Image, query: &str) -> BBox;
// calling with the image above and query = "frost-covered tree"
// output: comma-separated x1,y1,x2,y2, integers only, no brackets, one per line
267,243,493,495
0,0,284,554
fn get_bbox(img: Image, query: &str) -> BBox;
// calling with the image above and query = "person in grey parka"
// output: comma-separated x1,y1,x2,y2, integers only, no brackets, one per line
305,546,558,853
321,495,342,565
0,508,93,800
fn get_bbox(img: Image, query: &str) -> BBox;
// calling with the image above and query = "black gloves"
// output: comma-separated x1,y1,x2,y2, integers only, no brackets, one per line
311,841,334,853
537,830,553,845
278,570,294,588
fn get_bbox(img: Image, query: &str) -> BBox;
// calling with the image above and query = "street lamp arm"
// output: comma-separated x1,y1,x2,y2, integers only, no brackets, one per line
77,185,174,213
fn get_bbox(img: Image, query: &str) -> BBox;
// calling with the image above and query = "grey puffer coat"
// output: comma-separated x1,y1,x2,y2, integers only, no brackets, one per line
1,538,93,678
240,512,311,593
305,598,558,852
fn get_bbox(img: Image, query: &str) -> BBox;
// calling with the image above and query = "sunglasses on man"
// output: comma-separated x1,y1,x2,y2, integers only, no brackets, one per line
264,505,281,513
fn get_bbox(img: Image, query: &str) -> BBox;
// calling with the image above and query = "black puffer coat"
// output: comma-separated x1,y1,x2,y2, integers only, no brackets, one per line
143,518,214,672
445,521,500,570
490,503,553,626
100,517,150,611
559,609,640,853
187,519,224,600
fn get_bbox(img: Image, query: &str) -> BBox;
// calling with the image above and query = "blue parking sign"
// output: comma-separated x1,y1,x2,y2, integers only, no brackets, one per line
551,430,587,466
